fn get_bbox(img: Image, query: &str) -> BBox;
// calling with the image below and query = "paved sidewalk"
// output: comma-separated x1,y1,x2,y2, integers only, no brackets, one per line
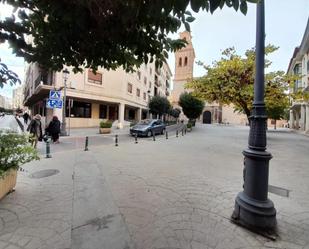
0,124,308,249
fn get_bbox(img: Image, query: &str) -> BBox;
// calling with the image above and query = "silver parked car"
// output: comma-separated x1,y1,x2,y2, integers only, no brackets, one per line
130,119,166,137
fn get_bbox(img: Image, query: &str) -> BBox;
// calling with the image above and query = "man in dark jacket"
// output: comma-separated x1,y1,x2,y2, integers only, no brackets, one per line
46,116,61,143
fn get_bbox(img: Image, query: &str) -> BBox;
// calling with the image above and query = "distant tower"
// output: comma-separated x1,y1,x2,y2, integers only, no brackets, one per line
171,31,195,105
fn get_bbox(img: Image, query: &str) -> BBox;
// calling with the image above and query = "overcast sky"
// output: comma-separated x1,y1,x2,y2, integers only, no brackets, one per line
0,1,309,98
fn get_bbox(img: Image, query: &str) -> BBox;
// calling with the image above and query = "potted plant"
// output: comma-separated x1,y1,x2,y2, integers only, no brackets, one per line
99,120,113,134
0,131,39,200
186,122,193,132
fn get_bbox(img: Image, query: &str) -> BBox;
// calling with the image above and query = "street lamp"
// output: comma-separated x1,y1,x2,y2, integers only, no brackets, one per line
232,0,276,230
61,68,70,136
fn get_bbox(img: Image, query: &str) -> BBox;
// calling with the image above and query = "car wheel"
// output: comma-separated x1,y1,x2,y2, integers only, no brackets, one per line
147,130,152,137
161,128,165,135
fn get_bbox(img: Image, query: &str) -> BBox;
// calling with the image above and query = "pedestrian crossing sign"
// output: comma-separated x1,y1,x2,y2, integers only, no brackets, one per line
49,90,61,99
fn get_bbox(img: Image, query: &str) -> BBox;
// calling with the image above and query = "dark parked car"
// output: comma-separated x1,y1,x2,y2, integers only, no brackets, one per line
130,119,166,137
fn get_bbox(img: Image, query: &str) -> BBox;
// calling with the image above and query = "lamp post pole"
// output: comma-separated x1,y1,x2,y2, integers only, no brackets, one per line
232,0,276,230
61,69,69,136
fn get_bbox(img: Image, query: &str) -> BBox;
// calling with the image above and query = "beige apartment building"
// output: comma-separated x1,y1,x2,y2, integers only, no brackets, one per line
170,31,247,125
23,61,172,128
12,85,24,110
288,18,309,133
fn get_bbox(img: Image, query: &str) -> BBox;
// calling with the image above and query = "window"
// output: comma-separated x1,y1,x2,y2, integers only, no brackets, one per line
179,57,182,66
88,70,102,84
66,101,91,118
136,88,140,97
149,81,152,89
144,76,147,85
184,57,188,66
99,105,107,119
143,92,146,100
137,71,141,80
127,83,133,94
150,68,152,75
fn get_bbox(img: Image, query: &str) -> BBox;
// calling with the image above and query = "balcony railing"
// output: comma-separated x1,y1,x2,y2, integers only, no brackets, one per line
34,72,53,88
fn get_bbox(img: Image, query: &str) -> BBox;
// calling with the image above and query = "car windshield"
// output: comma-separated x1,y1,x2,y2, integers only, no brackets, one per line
138,120,152,125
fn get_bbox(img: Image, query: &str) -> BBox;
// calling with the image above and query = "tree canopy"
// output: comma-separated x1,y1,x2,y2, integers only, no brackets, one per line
149,95,171,117
0,60,21,88
0,0,254,74
187,46,291,120
179,92,204,120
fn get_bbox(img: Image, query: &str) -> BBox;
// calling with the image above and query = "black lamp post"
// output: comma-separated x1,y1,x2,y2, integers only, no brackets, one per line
61,68,70,136
232,0,276,230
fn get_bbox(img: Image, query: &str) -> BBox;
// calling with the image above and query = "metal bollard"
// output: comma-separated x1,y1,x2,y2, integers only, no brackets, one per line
84,136,89,151
182,129,184,136
135,134,138,144
45,139,52,158
166,131,168,139
115,135,118,147
152,131,156,141
176,130,178,137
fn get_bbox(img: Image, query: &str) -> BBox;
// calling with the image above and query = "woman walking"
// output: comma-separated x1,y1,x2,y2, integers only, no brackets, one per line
46,116,61,143
27,114,43,148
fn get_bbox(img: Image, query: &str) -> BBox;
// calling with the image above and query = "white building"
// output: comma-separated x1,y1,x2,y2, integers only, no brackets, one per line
12,85,24,110
288,18,309,133
23,61,172,128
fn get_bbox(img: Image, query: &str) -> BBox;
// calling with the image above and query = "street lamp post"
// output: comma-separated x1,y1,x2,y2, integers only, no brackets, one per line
61,68,70,136
232,0,276,230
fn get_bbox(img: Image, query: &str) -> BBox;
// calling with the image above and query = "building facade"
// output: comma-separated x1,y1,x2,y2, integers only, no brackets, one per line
170,31,247,125
23,61,172,128
12,86,24,110
288,18,309,133
0,95,12,110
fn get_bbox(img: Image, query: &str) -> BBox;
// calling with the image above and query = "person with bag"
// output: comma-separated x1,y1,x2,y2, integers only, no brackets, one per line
46,116,61,143
27,114,43,148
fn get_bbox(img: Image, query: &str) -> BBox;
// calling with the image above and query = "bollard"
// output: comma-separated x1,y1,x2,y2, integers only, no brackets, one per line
176,130,178,138
135,133,138,144
84,136,89,151
182,129,184,136
45,139,52,158
166,131,168,139
115,135,118,147
152,131,156,141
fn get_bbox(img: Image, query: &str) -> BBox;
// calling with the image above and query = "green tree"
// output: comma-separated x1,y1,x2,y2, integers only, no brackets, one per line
149,96,171,118
169,108,181,119
0,60,21,88
187,46,290,121
179,92,204,124
0,0,253,77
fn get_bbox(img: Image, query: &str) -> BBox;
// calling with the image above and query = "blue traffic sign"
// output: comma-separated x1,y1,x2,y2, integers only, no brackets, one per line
46,99,63,109
49,90,61,99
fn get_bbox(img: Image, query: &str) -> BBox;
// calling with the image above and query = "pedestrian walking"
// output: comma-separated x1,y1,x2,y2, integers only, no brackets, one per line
46,116,61,143
23,112,30,125
27,114,43,148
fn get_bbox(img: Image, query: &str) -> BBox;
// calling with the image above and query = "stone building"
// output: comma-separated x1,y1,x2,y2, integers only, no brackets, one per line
170,31,247,125
23,61,172,128
288,18,309,133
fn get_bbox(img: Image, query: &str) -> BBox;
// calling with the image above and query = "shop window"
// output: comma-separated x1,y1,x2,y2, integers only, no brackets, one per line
99,105,107,119
136,88,140,97
66,101,91,118
127,83,133,94
88,69,102,84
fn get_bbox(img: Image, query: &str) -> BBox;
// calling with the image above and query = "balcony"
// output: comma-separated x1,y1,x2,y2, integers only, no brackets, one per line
34,71,53,89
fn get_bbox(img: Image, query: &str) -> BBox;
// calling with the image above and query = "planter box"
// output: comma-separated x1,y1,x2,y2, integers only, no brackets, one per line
99,128,111,134
0,169,17,200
